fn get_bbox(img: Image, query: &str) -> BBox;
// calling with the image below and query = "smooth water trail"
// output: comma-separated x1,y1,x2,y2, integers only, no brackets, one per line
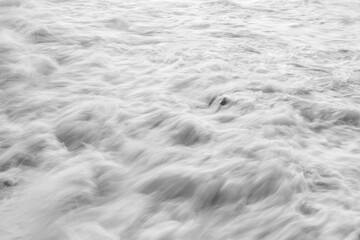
1,0,360,239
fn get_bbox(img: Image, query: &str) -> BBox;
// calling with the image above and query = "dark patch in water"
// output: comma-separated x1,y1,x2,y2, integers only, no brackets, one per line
220,97,228,106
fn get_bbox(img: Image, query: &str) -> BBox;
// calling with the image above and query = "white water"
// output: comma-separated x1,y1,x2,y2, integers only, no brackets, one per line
1,0,360,239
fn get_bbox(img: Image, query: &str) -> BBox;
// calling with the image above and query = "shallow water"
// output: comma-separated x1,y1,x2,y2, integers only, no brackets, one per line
1,0,360,239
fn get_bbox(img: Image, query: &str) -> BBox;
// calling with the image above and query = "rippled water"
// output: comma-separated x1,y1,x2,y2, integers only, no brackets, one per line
1,0,360,239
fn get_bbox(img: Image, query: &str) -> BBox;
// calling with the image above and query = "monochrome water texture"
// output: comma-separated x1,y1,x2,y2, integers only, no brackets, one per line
1,0,360,239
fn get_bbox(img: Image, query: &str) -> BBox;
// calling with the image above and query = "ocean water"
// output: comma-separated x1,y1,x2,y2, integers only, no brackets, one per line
1,0,360,239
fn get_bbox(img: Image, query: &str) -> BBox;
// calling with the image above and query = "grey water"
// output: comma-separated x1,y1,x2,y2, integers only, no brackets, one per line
1,0,360,239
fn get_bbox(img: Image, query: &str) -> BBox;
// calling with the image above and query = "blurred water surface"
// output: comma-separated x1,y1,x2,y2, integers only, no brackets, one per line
0,0,360,239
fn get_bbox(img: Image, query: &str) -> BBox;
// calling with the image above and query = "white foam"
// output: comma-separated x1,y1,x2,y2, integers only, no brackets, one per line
1,0,360,239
